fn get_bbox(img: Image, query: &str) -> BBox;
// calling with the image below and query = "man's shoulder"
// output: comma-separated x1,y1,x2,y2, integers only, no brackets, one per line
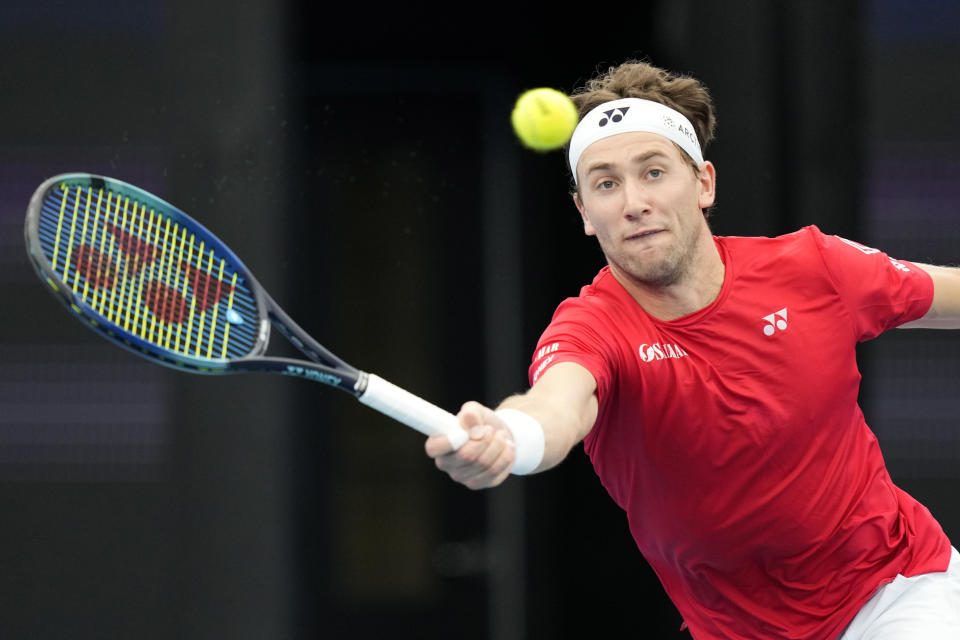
548,267,630,324
717,225,823,247
717,225,827,266
564,267,626,308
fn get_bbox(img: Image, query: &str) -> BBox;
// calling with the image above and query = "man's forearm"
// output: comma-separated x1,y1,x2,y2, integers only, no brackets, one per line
496,388,597,473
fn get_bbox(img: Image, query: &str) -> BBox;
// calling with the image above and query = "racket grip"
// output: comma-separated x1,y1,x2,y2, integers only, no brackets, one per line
358,374,469,450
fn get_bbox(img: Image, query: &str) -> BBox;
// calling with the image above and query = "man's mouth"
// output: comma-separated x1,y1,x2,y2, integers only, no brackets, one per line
626,229,664,241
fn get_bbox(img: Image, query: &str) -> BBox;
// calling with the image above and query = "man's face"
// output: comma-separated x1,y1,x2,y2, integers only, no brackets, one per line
573,131,716,289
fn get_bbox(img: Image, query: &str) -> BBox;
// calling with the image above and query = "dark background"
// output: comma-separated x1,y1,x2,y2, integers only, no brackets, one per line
1,0,959,638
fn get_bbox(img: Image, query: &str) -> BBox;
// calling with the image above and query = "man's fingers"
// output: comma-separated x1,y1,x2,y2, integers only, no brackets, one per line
425,432,458,458
458,400,491,431
424,401,515,490
457,431,515,489
426,401,491,459
433,432,489,472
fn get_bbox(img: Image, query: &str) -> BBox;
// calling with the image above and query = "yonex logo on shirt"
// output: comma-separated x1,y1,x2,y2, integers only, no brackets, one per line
762,308,788,336
638,342,689,363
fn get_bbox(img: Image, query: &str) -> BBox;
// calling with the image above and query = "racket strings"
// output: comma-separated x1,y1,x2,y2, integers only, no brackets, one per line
38,182,259,361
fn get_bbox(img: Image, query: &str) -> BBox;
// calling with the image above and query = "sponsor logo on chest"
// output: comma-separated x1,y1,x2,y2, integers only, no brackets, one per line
638,342,689,363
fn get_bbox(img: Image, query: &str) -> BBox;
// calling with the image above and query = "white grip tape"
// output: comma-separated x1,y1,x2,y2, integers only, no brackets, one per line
495,408,545,475
358,373,469,450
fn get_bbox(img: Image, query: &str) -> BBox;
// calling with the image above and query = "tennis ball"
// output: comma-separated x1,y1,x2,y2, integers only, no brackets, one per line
510,87,578,152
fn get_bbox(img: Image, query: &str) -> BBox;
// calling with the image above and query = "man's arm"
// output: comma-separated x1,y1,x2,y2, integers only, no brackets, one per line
899,263,960,329
424,362,598,490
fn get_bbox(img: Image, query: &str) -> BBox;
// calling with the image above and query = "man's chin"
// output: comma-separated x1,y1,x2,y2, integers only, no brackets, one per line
614,258,685,289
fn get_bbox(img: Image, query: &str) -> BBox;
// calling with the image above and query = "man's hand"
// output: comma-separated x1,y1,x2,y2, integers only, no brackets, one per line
425,362,599,489
424,401,516,490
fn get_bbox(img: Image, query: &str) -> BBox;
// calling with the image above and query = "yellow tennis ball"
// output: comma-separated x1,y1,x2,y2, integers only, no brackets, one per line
510,87,578,152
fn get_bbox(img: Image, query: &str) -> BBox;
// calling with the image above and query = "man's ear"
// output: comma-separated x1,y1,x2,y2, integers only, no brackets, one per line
697,161,717,210
573,192,596,236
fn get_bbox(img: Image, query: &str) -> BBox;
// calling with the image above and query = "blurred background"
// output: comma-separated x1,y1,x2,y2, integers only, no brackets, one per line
1,0,959,638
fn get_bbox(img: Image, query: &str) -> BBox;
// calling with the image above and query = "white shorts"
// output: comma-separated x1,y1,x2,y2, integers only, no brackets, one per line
838,546,960,640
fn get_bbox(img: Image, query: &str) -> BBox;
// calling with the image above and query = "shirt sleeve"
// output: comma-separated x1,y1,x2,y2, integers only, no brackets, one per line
527,297,615,403
809,226,934,341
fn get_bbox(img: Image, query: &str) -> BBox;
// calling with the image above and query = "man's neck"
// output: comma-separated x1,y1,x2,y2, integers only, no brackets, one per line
610,237,726,322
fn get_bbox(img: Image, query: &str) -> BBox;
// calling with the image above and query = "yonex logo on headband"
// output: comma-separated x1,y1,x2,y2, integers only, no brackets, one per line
568,98,704,184
599,107,630,126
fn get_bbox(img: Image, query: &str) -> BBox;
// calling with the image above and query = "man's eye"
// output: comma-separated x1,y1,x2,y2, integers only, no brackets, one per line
598,180,615,190
648,169,663,179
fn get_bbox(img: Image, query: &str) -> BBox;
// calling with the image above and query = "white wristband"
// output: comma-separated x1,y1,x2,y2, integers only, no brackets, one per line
495,408,545,475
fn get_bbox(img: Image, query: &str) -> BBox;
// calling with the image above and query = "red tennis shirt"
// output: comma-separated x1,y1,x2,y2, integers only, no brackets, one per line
528,226,951,639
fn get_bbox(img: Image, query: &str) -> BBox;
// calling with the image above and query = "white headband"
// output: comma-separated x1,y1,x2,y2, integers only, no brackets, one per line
567,98,704,184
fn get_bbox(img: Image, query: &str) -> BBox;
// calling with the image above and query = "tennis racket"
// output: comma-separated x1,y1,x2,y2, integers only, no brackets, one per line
24,172,469,450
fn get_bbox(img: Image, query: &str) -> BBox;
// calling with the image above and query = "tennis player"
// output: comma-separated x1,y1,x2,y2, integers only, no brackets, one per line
425,59,960,639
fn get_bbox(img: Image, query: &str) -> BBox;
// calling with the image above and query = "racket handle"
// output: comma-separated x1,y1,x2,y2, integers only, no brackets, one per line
358,373,469,450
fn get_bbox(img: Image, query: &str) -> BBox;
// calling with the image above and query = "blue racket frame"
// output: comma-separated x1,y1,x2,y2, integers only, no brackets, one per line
25,173,363,395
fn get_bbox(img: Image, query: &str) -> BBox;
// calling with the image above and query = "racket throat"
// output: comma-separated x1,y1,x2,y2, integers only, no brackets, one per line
354,371,371,396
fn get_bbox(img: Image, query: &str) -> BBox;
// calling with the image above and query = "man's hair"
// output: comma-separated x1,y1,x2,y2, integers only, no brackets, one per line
570,59,717,156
